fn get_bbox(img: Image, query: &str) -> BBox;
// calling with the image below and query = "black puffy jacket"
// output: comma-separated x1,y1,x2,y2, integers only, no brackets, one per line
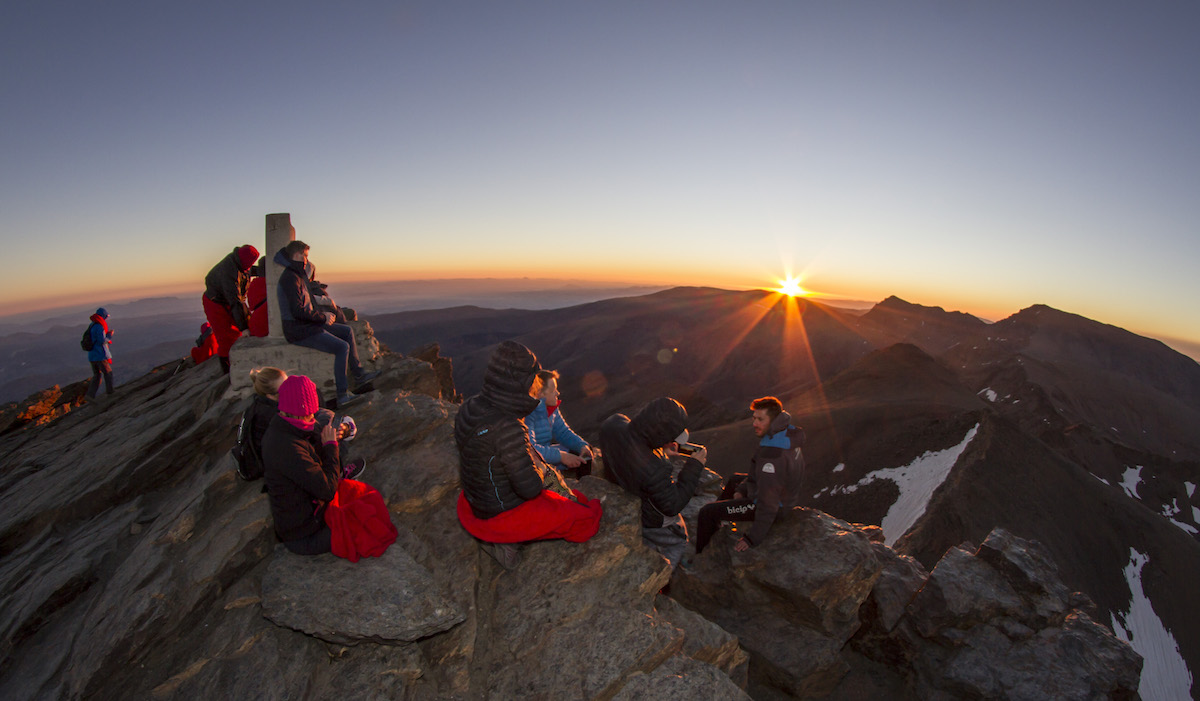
454,341,547,519
599,397,703,529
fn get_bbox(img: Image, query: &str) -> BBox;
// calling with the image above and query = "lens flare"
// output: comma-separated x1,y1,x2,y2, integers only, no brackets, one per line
777,277,808,297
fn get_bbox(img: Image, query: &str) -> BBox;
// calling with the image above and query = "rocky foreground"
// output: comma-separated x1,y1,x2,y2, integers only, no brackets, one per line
0,346,1141,699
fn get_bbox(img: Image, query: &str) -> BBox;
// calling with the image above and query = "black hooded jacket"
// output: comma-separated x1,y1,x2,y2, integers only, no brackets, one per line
599,397,703,529
274,249,330,343
454,341,547,519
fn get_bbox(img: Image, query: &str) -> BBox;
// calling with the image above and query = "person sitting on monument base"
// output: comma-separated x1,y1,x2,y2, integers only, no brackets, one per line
274,240,378,409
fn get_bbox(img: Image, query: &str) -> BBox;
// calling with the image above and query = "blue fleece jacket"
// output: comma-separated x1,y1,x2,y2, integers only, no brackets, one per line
524,399,588,464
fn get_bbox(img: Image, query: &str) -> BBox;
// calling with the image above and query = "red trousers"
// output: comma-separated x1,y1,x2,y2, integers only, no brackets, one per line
456,489,603,544
201,294,242,359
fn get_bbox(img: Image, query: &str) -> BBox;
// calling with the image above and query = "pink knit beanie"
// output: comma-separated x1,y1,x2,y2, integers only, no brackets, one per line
278,375,319,416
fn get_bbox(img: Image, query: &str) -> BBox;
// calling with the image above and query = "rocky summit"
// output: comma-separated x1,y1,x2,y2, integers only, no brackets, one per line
0,338,1141,699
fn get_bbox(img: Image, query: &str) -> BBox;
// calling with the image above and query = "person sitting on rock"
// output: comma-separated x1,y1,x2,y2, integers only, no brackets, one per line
275,240,378,408
202,244,259,374
599,397,706,569
524,369,597,478
247,367,365,483
84,307,115,400
262,374,366,556
191,322,218,364
454,341,604,569
694,396,805,555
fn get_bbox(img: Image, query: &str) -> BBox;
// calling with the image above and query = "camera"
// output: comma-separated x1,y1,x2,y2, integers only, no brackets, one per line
677,442,705,455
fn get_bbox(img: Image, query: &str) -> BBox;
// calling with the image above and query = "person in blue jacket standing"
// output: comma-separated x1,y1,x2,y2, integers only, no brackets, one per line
85,307,115,400
525,369,596,477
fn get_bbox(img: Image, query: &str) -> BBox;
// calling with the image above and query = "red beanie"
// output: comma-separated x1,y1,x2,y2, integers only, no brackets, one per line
236,245,260,270
278,375,319,416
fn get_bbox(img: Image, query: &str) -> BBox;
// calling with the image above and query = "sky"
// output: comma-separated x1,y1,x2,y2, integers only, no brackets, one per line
3,1,1199,354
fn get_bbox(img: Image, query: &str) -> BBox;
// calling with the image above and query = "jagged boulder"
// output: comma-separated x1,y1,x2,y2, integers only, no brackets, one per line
884,529,1143,700
671,507,884,697
670,508,1142,700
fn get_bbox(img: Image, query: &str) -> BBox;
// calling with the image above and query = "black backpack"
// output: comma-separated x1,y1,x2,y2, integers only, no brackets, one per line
231,406,264,480
80,323,96,351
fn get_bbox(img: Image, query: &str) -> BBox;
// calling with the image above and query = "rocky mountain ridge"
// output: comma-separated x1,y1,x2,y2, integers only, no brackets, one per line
0,329,1144,699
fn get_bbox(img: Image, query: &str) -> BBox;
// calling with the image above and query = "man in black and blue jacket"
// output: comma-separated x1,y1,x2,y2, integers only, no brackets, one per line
695,396,804,554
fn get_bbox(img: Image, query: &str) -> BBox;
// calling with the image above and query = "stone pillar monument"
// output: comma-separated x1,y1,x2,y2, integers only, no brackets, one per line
265,213,295,339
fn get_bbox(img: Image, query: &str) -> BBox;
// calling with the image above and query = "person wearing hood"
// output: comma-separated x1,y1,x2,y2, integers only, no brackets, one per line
190,322,218,364
275,240,378,408
84,307,115,399
454,341,604,568
599,397,706,569
694,396,805,555
202,244,259,373
262,374,366,555
524,369,596,478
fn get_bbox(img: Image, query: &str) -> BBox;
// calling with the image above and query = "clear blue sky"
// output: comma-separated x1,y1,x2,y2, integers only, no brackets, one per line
3,1,1198,352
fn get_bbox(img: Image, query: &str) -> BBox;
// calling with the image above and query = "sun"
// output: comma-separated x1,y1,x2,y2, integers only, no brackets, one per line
776,276,809,298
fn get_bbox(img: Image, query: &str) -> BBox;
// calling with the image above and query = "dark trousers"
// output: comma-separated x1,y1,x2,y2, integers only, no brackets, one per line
695,473,756,554
294,324,362,395
283,526,332,556
87,360,113,397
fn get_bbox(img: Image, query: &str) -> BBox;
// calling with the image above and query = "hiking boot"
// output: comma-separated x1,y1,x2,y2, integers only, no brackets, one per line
342,458,366,480
353,369,380,385
481,542,522,570
336,392,364,409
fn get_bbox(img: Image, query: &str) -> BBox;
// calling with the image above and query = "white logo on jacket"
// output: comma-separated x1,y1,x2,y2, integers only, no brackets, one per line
761,462,775,473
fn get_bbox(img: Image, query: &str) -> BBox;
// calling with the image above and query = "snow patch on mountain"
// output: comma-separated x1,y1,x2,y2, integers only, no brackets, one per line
1111,548,1194,701
979,388,998,402
1160,499,1198,535
833,424,979,546
1120,466,1143,500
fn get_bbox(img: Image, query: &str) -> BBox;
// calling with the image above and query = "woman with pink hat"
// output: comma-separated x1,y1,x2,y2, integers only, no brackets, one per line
262,374,364,555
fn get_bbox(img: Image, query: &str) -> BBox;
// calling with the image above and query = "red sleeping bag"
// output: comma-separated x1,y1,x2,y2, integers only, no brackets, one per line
324,479,398,562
